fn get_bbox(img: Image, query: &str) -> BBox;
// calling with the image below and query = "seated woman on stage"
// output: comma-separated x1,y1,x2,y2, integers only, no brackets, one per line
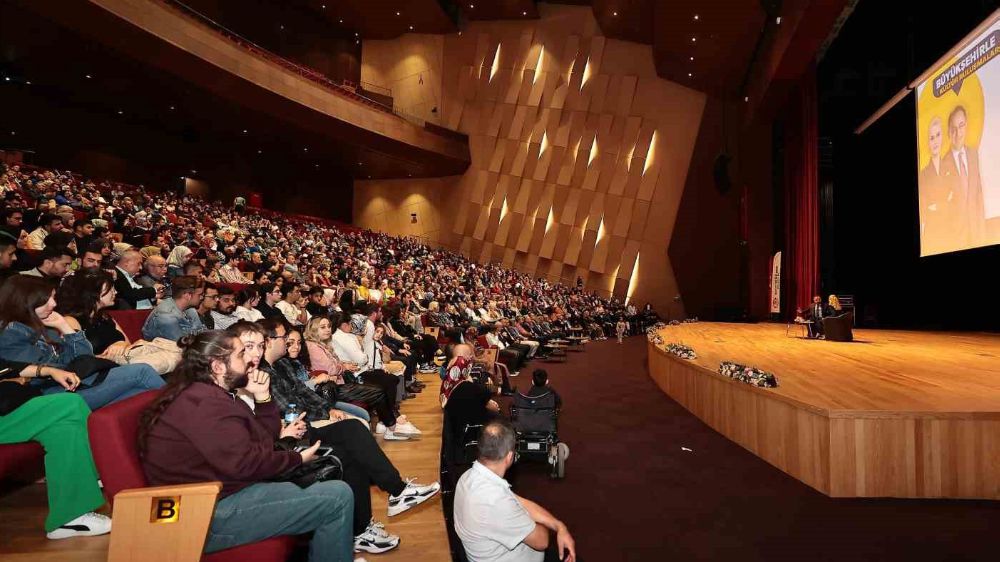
0,359,111,540
827,295,843,315
0,276,164,409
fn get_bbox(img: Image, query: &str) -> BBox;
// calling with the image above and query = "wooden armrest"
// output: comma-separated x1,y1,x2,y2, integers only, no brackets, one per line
108,481,222,562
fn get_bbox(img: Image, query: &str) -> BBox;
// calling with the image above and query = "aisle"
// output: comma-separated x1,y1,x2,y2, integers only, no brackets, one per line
506,335,1000,562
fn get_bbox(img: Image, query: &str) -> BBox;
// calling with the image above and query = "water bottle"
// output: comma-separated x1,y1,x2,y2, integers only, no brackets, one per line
284,404,298,425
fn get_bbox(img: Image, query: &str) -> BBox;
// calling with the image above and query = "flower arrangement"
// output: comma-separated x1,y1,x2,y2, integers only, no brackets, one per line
647,331,664,346
665,343,697,360
718,361,778,388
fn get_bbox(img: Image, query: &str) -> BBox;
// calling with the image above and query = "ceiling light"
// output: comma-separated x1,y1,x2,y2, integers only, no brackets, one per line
242,129,248,134
339,19,343,23
3,77,8,82
117,110,123,115
315,164,320,168
776,16,782,24
358,162,363,165
693,14,699,21
25,81,31,85
322,4,326,8
279,25,284,30
303,147,309,152
191,170,197,174
744,96,749,102
690,56,694,61
396,11,400,16
613,11,618,16
469,3,474,8
85,74,92,79
355,32,359,36
169,105,175,110
257,149,262,154
691,37,696,42
687,73,692,77
522,11,527,15
409,25,414,30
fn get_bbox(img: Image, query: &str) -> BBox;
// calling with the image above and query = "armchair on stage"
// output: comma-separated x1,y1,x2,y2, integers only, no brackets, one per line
822,311,854,342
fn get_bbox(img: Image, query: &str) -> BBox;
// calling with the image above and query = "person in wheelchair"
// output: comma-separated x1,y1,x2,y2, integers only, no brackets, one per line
510,369,569,479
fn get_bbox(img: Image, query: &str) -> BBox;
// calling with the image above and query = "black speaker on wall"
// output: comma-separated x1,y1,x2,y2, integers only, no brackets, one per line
713,153,733,195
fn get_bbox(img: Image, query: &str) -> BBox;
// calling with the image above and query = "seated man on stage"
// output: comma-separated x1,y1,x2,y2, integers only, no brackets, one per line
803,295,829,339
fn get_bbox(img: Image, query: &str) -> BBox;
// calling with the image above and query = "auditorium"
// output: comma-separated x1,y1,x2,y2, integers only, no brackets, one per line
2,1,1000,561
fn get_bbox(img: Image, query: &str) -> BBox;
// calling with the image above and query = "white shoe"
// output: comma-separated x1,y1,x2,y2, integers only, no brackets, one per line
46,512,112,540
375,422,387,435
383,429,410,441
388,479,441,516
394,420,422,437
354,519,399,554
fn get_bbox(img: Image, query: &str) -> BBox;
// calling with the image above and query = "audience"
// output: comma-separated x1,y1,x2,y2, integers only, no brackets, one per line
454,419,576,562
114,249,160,310
20,244,75,280
0,275,164,409
139,330,355,561
141,275,206,341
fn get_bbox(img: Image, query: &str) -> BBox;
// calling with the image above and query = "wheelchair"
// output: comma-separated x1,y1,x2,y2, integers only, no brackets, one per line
510,390,567,479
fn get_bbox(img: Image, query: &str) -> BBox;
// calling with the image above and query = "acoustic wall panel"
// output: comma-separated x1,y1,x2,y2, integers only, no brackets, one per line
355,4,705,311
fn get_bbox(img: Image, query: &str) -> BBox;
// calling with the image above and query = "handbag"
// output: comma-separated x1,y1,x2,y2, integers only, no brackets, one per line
0,380,42,416
314,381,340,403
120,338,182,374
271,437,343,488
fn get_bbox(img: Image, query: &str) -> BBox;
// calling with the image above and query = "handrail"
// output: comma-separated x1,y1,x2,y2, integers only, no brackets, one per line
161,0,431,126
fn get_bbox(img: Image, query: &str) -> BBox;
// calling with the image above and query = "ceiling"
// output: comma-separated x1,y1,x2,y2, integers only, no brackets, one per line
0,0,469,184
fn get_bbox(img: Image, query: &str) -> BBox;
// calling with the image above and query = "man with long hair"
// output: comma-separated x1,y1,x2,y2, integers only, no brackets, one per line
139,330,356,561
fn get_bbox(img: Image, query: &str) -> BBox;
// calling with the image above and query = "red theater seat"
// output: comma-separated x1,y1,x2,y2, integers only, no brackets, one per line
88,391,296,561
107,309,152,342
0,442,44,483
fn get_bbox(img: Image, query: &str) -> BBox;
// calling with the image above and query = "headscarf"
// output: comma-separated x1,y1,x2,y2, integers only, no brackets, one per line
166,245,192,268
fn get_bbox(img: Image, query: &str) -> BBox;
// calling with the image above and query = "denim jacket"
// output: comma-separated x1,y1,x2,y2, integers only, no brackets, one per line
141,298,206,342
0,321,94,367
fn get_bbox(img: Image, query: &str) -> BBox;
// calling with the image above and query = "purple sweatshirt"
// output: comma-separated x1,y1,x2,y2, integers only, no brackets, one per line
142,381,301,498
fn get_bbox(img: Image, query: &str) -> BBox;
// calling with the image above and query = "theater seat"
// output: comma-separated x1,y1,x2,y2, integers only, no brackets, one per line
88,391,296,562
107,309,153,342
0,442,44,483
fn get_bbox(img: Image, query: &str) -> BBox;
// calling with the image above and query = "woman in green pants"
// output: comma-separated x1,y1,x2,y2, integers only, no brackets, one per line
0,358,111,539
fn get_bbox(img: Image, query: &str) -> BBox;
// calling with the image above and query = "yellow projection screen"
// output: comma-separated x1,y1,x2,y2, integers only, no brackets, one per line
916,13,1000,256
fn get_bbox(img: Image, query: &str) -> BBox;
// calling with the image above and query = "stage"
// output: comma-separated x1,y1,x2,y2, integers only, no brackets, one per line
647,322,1000,499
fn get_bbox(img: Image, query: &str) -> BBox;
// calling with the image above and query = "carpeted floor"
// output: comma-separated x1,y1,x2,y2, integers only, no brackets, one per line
501,336,999,562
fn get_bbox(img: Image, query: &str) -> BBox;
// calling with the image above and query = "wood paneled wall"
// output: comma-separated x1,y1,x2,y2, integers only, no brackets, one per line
647,339,1000,499
355,4,706,311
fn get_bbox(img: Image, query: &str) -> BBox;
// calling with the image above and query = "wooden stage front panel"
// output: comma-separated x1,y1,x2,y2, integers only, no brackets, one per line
647,323,1000,499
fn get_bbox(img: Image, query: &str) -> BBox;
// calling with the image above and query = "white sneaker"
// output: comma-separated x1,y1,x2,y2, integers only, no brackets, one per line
354,519,399,554
388,479,441,516
510,371,519,377
375,422,387,435
382,429,410,441
393,420,422,437
46,512,112,540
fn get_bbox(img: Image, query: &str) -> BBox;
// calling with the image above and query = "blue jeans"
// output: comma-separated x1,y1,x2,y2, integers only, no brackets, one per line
334,401,370,421
204,481,354,562
41,364,164,410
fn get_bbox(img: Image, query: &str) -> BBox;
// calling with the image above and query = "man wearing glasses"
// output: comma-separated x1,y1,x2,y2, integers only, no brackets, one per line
255,282,285,320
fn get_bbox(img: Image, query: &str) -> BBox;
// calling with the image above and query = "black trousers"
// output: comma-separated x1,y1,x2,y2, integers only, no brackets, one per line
359,369,401,405
307,419,406,534
337,383,396,427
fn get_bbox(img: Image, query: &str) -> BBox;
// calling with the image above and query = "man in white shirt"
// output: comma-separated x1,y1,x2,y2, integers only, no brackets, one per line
455,419,576,562
275,284,308,326
26,213,64,250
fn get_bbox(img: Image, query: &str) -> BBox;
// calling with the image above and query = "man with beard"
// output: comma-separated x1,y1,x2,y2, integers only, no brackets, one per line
139,330,357,562
210,285,240,330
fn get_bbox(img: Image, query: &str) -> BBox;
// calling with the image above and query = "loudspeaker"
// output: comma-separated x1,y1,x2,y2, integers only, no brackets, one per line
713,153,732,194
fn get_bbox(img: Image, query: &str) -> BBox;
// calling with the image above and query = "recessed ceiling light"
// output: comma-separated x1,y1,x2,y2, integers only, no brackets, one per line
396,11,400,16
776,16,782,24
303,147,309,152
10,131,15,135
242,129,248,134
469,4,474,8
691,37,697,42
339,19,343,23
522,11,527,15
613,11,618,17
687,73,693,77
744,96,749,102
279,24,284,30
25,81,31,85
358,162,363,165
191,169,197,174
117,110,123,115
169,105,175,110
409,25,414,30
315,164,320,168
693,14,699,21
355,32,359,36
257,149,262,154
690,56,694,61
3,77,8,82
85,74,92,79
321,4,326,8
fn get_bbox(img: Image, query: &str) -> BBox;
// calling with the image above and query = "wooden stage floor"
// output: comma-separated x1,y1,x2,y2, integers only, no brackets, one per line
661,322,1000,414
648,323,1000,499
0,372,450,562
